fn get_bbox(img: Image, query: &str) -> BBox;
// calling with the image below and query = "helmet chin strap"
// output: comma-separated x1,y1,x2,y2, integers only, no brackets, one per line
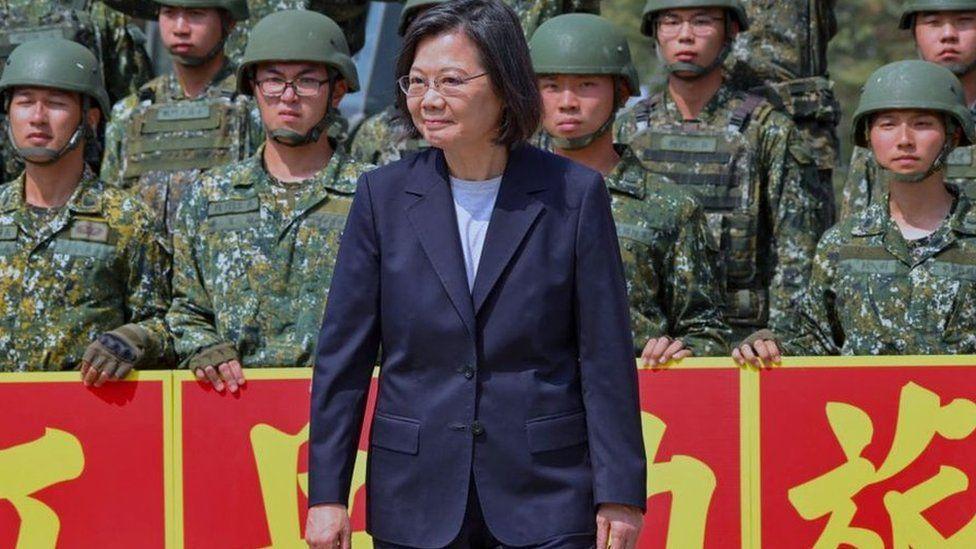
10,97,90,165
268,72,344,147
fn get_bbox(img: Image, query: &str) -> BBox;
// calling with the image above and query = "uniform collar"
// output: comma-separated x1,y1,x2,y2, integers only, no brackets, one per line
150,58,238,102
662,82,736,126
0,164,102,215
240,143,358,195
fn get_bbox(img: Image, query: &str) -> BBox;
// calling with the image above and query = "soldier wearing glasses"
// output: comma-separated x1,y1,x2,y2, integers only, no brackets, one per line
616,0,825,343
166,10,372,392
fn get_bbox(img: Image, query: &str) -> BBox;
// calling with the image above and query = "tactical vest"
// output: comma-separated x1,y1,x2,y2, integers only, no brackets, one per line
121,77,249,180
629,93,771,327
945,146,976,200
0,0,99,70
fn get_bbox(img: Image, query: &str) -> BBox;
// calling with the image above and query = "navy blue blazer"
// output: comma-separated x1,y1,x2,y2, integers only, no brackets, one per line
309,144,646,547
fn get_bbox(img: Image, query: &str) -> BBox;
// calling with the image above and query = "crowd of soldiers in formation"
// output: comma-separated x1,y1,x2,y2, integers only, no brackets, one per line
0,0,974,388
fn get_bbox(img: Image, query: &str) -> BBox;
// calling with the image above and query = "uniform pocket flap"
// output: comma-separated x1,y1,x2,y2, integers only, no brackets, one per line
371,413,421,455
526,410,588,454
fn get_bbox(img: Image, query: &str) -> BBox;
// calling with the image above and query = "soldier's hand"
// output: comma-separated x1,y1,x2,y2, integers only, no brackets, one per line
81,325,148,387
641,336,692,369
306,503,351,549
188,342,246,393
732,340,781,369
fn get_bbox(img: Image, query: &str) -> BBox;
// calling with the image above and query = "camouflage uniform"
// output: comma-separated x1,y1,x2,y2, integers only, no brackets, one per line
0,167,174,371
728,0,840,216
617,84,826,341
349,105,428,166
841,104,976,219
166,146,373,367
0,0,153,181
779,189,976,355
100,60,263,238
607,145,729,355
225,0,370,61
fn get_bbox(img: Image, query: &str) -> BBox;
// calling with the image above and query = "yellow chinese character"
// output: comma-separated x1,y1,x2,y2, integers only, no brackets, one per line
788,382,976,548
250,423,371,548
0,428,84,549
643,411,716,549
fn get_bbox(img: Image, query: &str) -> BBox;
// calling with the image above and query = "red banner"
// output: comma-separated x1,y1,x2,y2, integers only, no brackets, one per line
760,363,976,547
0,372,171,548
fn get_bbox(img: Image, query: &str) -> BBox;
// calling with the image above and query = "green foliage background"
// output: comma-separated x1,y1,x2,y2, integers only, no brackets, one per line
601,0,916,166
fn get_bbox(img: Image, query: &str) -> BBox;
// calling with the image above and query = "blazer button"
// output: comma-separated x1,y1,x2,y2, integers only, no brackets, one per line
470,421,485,436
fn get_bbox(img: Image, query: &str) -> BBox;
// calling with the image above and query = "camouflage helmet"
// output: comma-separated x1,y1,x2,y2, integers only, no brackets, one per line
100,0,248,21
899,0,976,29
852,60,974,147
529,14,640,96
640,0,749,37
237,9,360,94
0,38,110,115
399,0,447,36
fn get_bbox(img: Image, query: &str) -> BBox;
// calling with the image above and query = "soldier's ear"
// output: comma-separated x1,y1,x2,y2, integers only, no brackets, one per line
330,79,349,108
86,107,101,131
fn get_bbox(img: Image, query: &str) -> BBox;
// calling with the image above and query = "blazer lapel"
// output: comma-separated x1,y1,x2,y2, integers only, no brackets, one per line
472,146,547,315
405,151,477,336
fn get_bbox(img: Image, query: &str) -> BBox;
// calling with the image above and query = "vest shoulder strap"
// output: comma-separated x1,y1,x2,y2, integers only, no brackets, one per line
727,92,767,133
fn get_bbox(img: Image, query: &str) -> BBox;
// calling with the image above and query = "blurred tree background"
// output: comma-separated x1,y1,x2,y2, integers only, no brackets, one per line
601,0,916,170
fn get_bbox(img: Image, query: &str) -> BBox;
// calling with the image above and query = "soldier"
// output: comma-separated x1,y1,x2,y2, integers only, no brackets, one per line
616,0,825,342
734,61,976,364
100,0,262,240
166,10,373,392
0,1,153,182
728,0,840,219
0,39,173,379
529,13,729,362
841,0,976,218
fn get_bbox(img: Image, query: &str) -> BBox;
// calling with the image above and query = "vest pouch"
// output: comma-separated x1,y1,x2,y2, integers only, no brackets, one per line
721,211,758,285
724,288,768,327
769,77,839,124
124,99,240,178
0,15,94,63
946,146,976,181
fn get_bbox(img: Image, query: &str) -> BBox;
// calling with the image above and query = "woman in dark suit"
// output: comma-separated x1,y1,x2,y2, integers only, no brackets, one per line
306,1,646,547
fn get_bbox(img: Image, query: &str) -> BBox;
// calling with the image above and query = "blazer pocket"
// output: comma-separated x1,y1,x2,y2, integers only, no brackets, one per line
371,413,421,455
526,410,588,454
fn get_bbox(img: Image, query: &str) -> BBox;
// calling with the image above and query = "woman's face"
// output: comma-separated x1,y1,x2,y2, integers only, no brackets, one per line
406,30,504,151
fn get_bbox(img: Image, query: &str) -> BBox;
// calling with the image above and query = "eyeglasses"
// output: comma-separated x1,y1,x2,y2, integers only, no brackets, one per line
397,73,487,97
656,14,724,37
254,77,328,97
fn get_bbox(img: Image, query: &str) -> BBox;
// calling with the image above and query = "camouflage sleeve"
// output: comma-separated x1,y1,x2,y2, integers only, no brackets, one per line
839,146,878,220
348,112,390,165
166,180,223,365
100,97,134,188
664,198,730,356
613,104,641,145
761,113,825,334
93,3,154,104
780,229,844,356
125,209,177,368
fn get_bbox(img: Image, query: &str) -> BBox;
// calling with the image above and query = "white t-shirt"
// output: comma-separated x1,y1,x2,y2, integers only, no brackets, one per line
450,175,502,291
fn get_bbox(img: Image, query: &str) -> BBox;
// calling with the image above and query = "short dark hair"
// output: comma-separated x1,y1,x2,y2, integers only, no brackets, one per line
394,0,541,147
